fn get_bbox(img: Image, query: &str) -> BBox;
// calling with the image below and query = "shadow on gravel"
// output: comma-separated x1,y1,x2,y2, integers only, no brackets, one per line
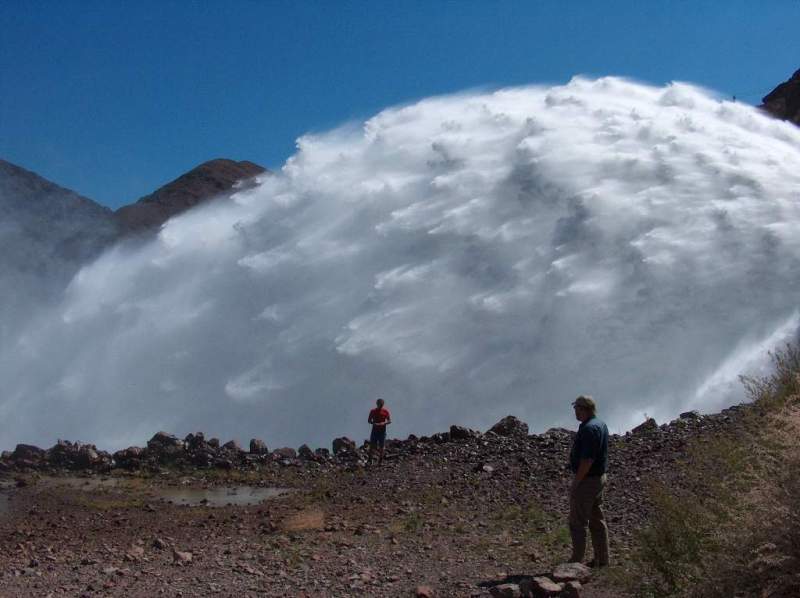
477,573,543,588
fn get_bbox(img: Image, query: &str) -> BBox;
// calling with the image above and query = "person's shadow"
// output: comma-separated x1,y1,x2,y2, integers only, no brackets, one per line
476,572,546,589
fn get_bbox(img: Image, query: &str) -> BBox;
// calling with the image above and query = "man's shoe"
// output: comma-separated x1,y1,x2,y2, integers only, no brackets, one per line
586,559,608,568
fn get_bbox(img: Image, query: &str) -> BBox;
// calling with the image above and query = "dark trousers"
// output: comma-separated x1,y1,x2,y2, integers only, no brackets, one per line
568,474,610,565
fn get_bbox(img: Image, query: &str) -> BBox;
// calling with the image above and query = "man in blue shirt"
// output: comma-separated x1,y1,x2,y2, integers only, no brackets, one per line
568,395,610,567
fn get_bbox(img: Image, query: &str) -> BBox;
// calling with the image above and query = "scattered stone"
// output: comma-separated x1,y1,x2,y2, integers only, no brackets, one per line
416,585,435,597
124,546,145,561
561,581,582,598
679,410,700,420
172,548,192,565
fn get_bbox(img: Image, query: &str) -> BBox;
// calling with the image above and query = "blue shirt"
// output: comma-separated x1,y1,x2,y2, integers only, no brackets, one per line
570,416,609,476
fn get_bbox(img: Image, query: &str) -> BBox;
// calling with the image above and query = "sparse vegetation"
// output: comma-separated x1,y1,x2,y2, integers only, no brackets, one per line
627,345,800,598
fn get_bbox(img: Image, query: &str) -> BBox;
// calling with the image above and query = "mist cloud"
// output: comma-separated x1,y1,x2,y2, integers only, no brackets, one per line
3,77,800,450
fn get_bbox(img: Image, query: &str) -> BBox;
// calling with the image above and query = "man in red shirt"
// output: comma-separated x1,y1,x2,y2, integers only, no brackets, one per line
367,398,391,466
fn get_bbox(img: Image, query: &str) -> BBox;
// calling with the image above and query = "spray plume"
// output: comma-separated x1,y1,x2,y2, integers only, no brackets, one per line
3,77,800,450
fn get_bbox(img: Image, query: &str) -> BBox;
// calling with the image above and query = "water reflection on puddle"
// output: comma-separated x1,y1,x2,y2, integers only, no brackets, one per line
159,486,289,507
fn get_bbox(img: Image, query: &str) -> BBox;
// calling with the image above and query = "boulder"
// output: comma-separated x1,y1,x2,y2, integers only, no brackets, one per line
519,576,561,597
449,425,478,440
273,447,297,460
184,432,207,451
221,440,242,453
561,581,582,598
147,432,182,450
431,432,450,443
415,586,435,598
113,446,144,469
249,438,268,455
315,447,331,460
297,444,315,460
490,583,521,597
552,562,591,583
631,418,658,434
47,440,109,470
332,437,356,455
488,416,529,437
679,410,700,420
11,444,46,462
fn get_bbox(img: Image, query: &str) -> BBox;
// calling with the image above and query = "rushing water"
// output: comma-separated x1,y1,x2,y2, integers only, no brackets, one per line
2,76,800,450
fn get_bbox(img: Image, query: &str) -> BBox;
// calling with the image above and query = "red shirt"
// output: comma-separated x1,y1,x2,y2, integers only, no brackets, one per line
369,408,390,425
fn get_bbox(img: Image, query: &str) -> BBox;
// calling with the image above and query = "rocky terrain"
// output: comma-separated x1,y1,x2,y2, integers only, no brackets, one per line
760,68,800,124
114,159,267,235
0,406,751,597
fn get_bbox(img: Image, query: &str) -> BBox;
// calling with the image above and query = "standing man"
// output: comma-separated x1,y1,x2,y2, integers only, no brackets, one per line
367,398,391,466
568,395,610,567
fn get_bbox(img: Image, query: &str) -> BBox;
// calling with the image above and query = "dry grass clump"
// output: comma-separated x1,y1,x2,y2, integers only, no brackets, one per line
629,345,800,598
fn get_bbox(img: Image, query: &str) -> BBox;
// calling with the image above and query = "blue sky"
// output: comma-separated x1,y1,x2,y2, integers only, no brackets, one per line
1,1,798,209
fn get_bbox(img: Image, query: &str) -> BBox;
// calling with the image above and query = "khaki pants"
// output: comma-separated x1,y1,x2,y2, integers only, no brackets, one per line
568,474,610,565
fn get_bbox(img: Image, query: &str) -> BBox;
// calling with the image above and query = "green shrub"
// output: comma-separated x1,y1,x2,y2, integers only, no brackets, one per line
628,345,800,598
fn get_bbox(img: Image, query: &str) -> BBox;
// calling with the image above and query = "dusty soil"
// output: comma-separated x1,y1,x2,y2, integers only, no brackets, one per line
0,409,745,597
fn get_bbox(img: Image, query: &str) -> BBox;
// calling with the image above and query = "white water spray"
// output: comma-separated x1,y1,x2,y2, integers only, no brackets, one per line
3,76,800,450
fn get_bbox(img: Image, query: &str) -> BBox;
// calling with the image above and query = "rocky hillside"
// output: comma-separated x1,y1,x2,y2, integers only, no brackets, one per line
0,405,751,597
115,159,267,235
0,157,266,339
760,67,800,124
0,159,120,337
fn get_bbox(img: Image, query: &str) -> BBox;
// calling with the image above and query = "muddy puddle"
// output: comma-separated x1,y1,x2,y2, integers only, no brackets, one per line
24,476,289,509
158,486,289,507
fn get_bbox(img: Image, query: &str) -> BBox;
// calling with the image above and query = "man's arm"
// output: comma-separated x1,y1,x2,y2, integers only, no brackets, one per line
368,412,374,424
574,458,594,483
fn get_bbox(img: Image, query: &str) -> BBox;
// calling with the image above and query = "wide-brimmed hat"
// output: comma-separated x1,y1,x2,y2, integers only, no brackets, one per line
572,395,596,410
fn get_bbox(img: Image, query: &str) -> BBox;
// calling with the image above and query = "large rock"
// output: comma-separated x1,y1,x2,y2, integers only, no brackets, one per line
221,440,243,453
332,437,356,455
184,432,207,451
147,432,183,450
490,583,521,597
11,444,46,462
631,418,658,434
449,425,478,440
519,576,561,597
249,438,268,455
113,446,144,469
297,444,315,460
146,432,185,463
760,68,800,125
48,440,110,470
488,416,529,437
551,562,591,583
272,447,297,460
